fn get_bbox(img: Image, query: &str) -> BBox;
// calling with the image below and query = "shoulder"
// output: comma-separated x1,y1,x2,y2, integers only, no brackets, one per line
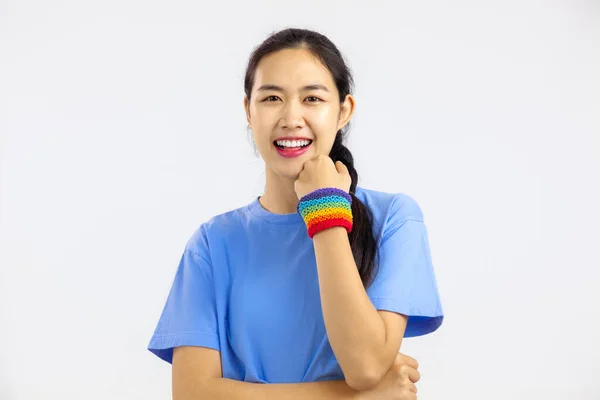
184,202,252,255
355,186,424,223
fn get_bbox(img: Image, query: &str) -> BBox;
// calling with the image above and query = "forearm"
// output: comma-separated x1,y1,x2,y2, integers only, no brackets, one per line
312,227,388,389
191,377,361,400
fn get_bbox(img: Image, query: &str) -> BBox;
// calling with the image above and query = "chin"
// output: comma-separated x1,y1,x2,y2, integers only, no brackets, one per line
280,166,303,180
267,162,303,181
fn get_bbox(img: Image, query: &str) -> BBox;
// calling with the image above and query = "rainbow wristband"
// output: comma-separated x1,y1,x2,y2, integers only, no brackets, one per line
296,187,353,238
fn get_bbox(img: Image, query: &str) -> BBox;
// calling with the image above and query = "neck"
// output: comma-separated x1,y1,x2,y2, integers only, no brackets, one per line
259,167,301,215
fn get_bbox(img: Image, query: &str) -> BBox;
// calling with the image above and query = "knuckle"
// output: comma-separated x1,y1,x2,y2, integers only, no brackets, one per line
407,355,418,367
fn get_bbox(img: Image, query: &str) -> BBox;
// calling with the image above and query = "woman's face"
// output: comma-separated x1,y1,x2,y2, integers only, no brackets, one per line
244,48,355,180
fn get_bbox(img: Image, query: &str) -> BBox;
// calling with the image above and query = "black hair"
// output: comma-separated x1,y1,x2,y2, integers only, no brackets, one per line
244,28,380,288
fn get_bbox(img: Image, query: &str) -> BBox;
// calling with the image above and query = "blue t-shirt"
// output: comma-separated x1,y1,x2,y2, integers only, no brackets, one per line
147,186,443,383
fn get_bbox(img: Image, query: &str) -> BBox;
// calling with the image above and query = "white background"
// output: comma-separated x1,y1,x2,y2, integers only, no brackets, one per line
1,0,599,399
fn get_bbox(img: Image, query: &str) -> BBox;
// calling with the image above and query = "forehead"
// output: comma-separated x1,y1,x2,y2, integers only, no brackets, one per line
254,48,335,90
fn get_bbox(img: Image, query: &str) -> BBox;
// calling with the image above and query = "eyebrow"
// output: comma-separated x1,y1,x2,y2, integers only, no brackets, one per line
256,84,330,93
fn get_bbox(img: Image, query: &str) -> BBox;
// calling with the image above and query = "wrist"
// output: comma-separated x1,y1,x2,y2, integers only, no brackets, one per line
297,187,353,238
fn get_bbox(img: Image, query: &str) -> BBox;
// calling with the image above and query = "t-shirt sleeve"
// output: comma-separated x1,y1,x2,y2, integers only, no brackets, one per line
147,227,220,364
366,194,444,337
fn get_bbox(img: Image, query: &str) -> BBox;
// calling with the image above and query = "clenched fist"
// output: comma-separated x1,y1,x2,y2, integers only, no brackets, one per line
359,352,421,400
294,154,352,199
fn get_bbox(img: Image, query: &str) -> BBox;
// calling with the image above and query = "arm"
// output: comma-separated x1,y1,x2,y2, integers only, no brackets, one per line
312,227,408,391
194,378,360,399
172,346,361,400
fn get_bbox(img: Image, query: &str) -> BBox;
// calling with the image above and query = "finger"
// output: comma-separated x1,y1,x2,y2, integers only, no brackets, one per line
406,382,418,394
403,389,417,400
397,353,419,369
408,367,421,383
335,160,349,175
298,160,309,174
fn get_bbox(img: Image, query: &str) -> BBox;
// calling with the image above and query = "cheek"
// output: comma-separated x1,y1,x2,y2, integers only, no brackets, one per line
253,131,272,153
311,106,336,125
311,107,340,134
251,114,278,141
304,112,337,142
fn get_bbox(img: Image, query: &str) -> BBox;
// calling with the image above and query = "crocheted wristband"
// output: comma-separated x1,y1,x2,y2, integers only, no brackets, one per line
296,187,353,238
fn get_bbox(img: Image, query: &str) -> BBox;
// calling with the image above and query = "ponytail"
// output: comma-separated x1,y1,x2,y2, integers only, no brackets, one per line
329,130,380,288
244,27,381,287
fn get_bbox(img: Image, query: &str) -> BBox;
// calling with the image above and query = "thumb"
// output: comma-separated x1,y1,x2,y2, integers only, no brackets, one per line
335,160,349,175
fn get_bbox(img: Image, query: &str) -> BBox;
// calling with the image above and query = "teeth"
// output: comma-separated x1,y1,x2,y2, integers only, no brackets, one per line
276,139,311,148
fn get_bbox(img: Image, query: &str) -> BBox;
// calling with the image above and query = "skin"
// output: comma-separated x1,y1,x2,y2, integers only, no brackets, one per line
169,47,421,400
243,47,356,213
172,348,420,399
243,47,410,391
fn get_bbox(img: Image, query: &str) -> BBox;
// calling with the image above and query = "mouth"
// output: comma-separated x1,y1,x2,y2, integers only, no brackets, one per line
273,139,313,158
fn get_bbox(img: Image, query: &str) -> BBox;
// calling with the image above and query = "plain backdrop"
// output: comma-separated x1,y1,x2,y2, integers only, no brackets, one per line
1,0,599,399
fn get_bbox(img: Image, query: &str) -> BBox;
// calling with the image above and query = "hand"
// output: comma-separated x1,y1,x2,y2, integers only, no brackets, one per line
359,352,421,400
294,154,352,200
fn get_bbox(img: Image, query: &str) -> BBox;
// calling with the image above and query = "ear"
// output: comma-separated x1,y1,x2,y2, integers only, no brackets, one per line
244,96,252,127
337,94,355,131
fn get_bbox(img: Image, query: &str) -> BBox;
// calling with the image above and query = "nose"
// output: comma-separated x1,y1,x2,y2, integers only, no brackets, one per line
280,99,305,130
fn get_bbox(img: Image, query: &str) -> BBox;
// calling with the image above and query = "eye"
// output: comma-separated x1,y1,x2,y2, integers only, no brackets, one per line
263,95,280,102
305,96,322,102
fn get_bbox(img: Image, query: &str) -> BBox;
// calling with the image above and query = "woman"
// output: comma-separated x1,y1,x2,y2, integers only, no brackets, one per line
148,27,444,399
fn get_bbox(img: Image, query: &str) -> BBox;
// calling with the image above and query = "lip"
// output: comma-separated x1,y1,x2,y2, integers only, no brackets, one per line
273,137,313,158
274,136,313,142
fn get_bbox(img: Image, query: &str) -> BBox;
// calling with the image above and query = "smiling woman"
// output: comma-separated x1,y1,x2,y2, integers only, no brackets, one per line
147,27,444,400
244,46,354,186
